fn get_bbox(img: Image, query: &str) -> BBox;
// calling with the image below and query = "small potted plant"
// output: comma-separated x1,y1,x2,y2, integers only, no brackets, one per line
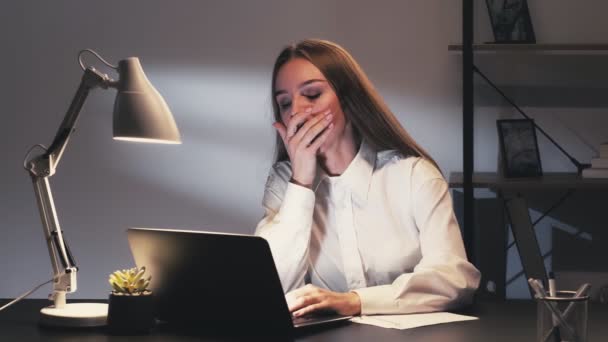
107,266,155,334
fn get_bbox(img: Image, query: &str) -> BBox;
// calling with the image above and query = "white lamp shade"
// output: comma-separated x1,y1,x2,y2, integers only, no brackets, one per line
113,57,181,144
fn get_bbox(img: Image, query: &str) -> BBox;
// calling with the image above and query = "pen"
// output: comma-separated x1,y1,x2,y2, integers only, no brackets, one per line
548,272,557,297
562,283,591,319
547,272,561,342
528,278,547,298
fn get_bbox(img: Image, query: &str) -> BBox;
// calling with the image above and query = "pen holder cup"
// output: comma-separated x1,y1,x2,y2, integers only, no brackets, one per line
536,290,589,342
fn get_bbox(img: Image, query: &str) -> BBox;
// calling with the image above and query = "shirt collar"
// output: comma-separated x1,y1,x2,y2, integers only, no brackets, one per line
313,139,376,204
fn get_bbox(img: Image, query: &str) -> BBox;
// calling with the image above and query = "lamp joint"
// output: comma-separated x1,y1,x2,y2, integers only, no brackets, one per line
26,154,55,178
82,67,115,90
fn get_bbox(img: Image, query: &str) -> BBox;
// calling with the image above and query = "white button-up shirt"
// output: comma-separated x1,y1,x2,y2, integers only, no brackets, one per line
255,140,480,315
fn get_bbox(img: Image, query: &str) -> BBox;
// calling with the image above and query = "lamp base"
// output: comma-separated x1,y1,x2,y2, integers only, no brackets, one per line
40,303,108,327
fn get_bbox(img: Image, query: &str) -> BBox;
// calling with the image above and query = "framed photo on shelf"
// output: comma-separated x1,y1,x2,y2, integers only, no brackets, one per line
497,119,543,178
485,0,536,43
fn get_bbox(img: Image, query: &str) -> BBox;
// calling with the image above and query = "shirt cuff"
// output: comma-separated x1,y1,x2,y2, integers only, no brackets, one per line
353,285,398,315
277,182,315,224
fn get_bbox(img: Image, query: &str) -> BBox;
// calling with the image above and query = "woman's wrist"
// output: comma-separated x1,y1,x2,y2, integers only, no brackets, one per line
290,177,312,189
346,291,362,316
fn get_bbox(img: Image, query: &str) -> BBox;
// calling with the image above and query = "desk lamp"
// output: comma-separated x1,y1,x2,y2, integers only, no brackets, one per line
23,49,181,327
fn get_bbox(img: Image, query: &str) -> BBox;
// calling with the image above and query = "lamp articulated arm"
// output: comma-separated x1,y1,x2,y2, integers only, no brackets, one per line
24,67,115,307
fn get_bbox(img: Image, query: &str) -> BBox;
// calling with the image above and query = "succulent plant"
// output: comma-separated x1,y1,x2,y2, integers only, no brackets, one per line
109,266,151,295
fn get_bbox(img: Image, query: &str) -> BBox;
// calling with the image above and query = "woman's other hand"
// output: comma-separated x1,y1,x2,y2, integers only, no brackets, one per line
273,108,334,188
285,284,361,317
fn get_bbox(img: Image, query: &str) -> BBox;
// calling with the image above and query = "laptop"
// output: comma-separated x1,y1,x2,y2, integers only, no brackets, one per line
127,227,352,335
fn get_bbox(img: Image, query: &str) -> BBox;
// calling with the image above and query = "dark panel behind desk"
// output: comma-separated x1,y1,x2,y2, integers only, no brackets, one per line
545,191,608,273
453,190,506,299
525,190,608,302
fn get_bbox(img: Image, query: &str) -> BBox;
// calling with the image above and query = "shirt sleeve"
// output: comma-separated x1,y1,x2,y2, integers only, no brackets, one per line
254,164,316,293
353,162,481,315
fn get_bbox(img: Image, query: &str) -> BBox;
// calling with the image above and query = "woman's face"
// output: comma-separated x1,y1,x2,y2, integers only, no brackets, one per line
274,58,348,153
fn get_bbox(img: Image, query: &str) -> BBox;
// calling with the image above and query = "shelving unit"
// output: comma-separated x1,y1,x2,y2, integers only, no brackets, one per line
458,1,608,264
457,1,608,299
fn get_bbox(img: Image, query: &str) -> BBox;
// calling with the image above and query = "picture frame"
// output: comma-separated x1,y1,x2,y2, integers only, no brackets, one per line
485,0,536,43
497,119,542,178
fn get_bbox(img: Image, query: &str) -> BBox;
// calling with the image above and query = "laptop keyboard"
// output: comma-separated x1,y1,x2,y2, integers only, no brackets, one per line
292,315,320,326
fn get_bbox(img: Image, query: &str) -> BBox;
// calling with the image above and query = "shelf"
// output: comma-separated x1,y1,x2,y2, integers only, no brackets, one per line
448,172,608,190
448,43,608,53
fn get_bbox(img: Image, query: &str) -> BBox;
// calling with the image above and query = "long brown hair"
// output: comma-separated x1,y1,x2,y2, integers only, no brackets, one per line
271,39,440,172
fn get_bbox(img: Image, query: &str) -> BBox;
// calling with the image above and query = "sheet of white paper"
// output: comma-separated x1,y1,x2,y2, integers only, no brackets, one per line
350,312,478,330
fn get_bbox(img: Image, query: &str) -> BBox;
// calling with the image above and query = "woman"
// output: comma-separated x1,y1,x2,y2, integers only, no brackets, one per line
255,39,480,318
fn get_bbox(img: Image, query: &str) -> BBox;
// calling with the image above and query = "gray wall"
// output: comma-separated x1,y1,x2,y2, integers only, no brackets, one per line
1,1,607,299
